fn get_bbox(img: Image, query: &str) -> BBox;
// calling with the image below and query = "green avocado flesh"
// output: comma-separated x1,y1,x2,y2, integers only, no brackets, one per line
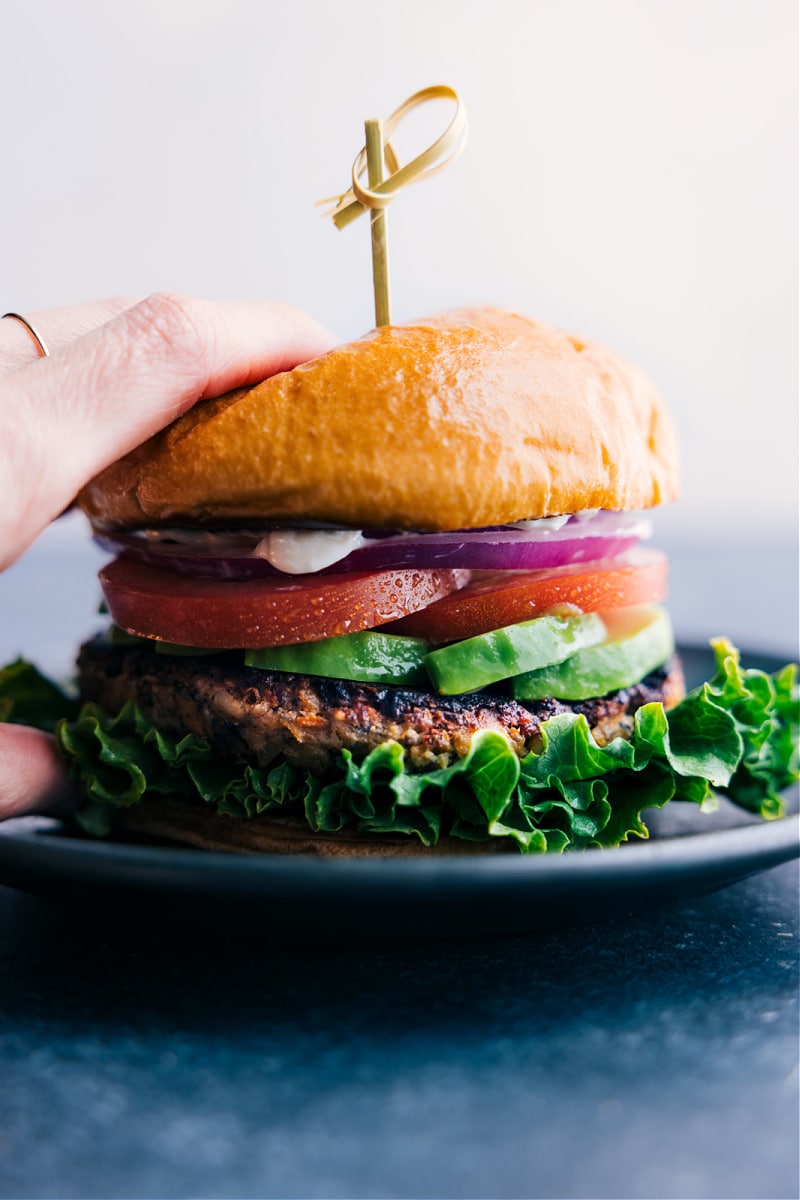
244,631,430,686
512,606,674,701
244,613,607,694
423,612,606,694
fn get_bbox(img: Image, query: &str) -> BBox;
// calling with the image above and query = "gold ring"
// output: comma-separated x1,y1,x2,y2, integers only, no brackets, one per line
2,311,50,358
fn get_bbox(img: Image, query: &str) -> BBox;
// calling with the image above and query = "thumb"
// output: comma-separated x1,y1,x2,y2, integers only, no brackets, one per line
0,725,78,820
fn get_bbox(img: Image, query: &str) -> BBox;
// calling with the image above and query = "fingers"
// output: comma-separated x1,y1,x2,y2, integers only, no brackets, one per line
1,293,337,569
0,725,78,820
66,292,337,423
0,297,140,372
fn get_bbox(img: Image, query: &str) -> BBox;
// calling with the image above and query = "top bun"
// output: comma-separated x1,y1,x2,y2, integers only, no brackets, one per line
79,307,679,532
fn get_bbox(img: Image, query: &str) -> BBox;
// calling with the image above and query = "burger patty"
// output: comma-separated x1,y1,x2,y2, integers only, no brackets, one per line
76,636,685,776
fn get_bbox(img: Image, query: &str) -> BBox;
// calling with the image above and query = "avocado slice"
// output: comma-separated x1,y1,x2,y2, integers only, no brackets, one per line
245,630,430,686
512,606,674,701
424,611,606,695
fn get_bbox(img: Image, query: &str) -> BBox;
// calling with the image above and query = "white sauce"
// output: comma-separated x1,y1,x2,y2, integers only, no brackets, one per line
512,515,572,533
254,528,367,574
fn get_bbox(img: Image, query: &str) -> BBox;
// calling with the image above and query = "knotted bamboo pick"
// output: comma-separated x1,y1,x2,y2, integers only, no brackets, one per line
318,85,468,327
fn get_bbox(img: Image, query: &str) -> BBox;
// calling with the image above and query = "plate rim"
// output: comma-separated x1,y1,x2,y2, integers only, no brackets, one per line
0,810,797,886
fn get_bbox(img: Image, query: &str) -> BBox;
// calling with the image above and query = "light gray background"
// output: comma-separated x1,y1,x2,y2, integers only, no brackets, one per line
1,0,797,654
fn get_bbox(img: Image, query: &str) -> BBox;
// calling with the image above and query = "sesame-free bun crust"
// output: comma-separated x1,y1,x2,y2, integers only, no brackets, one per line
79,308,679,532
120,799,511,857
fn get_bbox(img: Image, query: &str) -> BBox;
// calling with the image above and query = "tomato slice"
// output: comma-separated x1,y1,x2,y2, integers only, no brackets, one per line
384,549,668,644
100,557,471,649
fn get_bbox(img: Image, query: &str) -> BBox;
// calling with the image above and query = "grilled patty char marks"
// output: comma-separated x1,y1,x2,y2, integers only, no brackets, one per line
76,636,685,775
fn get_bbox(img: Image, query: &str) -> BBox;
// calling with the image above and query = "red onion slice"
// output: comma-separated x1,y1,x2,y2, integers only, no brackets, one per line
96,531,642,580
96,511,650,578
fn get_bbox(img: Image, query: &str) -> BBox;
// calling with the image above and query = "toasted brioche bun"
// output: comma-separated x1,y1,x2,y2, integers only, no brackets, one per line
78,307,679,533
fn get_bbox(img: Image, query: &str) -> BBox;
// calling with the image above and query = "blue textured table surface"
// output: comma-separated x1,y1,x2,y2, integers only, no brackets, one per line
0,862,797,1200
0,519,798,1199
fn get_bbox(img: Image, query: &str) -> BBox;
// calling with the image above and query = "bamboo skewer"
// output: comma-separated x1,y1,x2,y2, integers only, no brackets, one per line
365,118,391,327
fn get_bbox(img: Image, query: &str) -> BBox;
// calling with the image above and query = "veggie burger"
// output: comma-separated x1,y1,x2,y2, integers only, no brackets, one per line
52,307,792,853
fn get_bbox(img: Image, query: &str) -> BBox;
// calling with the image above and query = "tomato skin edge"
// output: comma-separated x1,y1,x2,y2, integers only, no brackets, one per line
383,550,669,644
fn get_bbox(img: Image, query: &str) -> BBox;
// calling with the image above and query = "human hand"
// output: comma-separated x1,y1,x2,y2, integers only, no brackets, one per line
0,293,335,818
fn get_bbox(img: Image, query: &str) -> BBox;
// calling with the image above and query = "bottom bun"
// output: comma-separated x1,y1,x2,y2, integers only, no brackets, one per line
120,799,510,857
